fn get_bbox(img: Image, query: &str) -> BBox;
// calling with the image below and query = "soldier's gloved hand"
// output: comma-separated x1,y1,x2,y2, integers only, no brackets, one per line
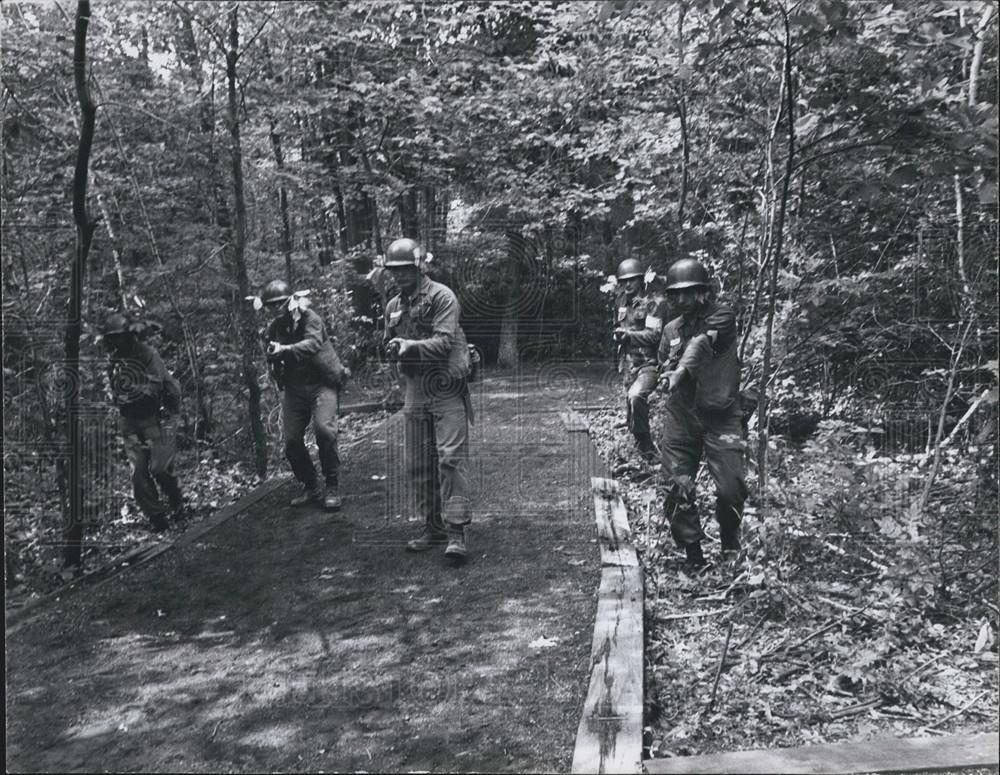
613,328,629,342
267,341,285,356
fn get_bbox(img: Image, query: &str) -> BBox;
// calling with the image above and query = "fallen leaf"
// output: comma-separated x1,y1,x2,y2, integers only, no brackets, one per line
529,635,559,649
973,620,992,653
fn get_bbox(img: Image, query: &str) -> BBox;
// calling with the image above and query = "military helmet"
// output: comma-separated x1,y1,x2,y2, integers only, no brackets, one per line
664,258,710,291
615,258,644,281
103,312,132,336
261,279,291,305
384,238,424,268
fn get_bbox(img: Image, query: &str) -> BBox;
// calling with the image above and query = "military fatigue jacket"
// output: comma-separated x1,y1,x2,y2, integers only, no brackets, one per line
657,301,741,413
616,291,669,370
385,275,470,381
266,308,345,390
109,342,176,420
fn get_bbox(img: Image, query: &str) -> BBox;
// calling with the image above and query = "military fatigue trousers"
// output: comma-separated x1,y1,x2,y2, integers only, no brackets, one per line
282,382,340,489
660,400,747,550
625,364,658,441
121,414,183,525
403,383,471,530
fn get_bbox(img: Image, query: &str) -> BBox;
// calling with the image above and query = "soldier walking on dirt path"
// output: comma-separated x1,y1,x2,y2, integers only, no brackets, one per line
382,238,474,562
103,312,186,533
613,258,669,464
261,279,347,512
656,258,748,570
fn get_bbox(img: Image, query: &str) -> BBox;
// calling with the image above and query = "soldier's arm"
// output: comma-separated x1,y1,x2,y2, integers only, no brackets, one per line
675,305,737,379
407,286,459,359
657,316,683,368
280,311,324,358
628,299,667,348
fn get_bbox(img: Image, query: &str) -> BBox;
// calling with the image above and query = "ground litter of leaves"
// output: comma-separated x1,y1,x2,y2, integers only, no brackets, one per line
582,394,999,763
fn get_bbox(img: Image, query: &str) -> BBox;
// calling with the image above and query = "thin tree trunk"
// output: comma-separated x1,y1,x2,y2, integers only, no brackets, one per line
268,118,295,283
756,13,796,498
498,231,522,369
226,5,267,477
63,0,99,569
675,2,689,241
94,184,127,309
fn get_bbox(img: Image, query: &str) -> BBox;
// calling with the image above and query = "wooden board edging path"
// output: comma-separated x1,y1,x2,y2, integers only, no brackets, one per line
642,731,999,774
571,476,644,774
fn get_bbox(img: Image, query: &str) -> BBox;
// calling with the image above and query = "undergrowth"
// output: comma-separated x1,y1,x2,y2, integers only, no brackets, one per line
584,405,998,758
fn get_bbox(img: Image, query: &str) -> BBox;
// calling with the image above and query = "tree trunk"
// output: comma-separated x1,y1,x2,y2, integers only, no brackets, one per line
398,188,419,238
226,6,268,477
674,2,689,243
498,231,523,369
268,118,295,283
63,0,99,570
756,14,796,498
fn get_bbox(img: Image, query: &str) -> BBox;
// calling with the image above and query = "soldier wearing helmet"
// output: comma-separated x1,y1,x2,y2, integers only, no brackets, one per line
102,311,185,532
612,258,669,463
382,237,473,561
261,278,347,511
657,257,747,570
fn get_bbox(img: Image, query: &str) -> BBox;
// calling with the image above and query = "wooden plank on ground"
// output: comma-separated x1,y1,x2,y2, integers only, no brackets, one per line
572,563,645,774
560,409,591,432
643,732,1000,774
5,475,290,632
591,477,639,568
338,400,402,416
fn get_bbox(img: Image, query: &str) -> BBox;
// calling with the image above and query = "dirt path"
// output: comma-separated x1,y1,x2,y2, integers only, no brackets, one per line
6,369,620,774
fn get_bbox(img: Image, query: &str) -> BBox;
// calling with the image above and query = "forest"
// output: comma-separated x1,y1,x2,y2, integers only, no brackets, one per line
3,0,997,609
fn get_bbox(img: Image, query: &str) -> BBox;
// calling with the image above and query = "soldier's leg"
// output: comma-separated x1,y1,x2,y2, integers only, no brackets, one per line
282,384,318,488
628,366,659,459
433,394,471,527
122,419,168,530
148,415,183,512
312,385,341,490
432,392,471,559
703,412,748,553
404,408,443,531
660,401,705,551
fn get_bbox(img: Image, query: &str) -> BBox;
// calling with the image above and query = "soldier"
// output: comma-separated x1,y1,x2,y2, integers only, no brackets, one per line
103,312,185,533
262,279,346,511
382,238,473,561
656,258,748,570
613,258,669,463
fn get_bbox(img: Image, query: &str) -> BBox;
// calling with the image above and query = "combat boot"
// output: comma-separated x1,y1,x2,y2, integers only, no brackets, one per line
406,526,448,552
684,541,707,569
290,483,323,507
444,525,468,560
324,477,342,510
636,434,660,464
